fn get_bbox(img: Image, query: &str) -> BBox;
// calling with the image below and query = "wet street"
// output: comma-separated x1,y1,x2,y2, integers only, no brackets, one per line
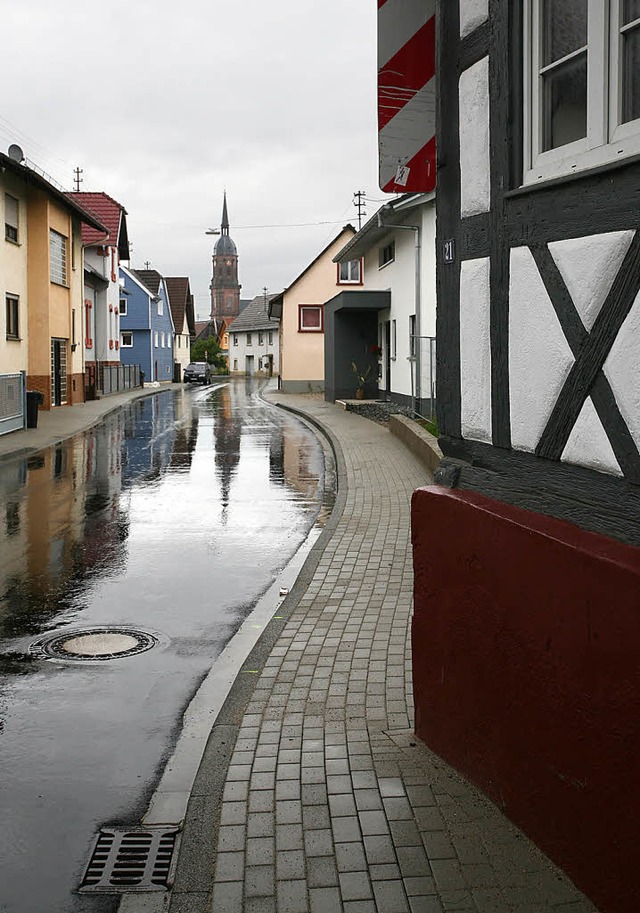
0,380,331,913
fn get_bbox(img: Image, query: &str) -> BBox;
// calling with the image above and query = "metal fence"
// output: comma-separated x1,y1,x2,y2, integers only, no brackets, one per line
0,372,26,436
100,364,141,396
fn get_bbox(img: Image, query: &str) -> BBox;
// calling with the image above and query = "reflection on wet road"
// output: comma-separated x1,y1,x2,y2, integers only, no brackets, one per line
0,380,329,913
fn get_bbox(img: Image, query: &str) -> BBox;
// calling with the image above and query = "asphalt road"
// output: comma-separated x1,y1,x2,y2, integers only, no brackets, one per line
0,380,330,913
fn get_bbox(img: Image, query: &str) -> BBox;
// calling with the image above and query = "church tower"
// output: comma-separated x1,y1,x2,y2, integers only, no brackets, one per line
210,193,241,320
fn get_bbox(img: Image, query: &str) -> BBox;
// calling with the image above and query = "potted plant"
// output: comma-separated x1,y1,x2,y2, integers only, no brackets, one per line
351,362,371,399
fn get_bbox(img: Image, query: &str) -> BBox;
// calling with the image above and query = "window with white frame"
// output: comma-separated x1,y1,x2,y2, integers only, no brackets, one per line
268,331,273,345
6,294,19,339
525,0,640,182
157,298,163,316
338,258,362,283
50,230,68,285
299,305,323,332
258,331,264,344
121,331,133,347
155,331,159,347
119,297,127,316
379,241,395,268
233,334,238,345
247,333,252,345
5,194,19,243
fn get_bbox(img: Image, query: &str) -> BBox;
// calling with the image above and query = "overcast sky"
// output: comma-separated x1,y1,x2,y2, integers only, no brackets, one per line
1,0,385,318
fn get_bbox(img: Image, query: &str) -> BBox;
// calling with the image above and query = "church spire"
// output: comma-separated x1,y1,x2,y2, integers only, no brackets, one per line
221,191,229,235
210,191,240,321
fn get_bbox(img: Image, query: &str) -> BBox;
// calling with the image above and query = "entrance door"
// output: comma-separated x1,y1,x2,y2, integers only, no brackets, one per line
51,339,67,406
246,355,254,376
384,322,391,401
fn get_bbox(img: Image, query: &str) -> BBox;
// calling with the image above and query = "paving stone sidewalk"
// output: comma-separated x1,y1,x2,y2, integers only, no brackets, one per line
169,394,597,913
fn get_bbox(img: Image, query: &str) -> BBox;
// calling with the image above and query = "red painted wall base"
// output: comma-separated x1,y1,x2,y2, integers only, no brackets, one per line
411,486,640,913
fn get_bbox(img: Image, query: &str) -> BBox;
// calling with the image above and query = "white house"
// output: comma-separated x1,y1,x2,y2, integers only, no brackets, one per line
165,277,196,379
229,294,279,377
328,194,436,412
69,191,129,398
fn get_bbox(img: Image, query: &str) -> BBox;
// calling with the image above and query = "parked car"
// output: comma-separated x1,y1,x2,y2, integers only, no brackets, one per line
183,362,211,384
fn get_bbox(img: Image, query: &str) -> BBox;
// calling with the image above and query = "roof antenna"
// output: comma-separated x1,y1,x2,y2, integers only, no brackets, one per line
73,167,83,192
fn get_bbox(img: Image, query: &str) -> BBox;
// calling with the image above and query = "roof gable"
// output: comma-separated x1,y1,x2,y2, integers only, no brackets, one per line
121,266,158,297
229,294,279,332
0,153,107,233
165,277,196,336
281,225,356,296
133,269,163,296
68,191,128,256
333,193,434,263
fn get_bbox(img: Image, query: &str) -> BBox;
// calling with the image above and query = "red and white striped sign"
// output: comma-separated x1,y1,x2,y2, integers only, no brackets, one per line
378,0,436,194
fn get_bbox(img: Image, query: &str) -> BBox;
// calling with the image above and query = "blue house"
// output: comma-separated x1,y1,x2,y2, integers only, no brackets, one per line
119,266,175,382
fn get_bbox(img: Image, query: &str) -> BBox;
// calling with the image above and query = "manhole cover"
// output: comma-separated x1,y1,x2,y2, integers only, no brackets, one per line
79,826,180,893
31,627,157,661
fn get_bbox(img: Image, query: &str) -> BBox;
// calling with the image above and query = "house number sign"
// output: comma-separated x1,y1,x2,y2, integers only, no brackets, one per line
443,239,456,263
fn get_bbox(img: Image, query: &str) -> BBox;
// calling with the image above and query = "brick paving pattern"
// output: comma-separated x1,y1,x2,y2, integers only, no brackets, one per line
204,395,598,913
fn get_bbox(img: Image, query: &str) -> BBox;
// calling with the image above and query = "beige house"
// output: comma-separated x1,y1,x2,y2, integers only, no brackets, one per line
269,225,356,393
1,151,105,417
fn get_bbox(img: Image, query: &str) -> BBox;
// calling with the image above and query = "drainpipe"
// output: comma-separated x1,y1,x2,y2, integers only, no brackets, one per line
377,210,422,415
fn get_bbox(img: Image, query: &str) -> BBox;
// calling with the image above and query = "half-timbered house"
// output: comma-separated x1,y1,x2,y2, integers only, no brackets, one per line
411,4,640,912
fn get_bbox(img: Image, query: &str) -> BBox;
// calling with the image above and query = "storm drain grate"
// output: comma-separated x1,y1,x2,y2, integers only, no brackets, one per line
79,826,180,893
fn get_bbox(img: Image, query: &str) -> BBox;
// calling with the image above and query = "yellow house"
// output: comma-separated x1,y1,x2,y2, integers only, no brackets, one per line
1,151,106,410
269,225,357,393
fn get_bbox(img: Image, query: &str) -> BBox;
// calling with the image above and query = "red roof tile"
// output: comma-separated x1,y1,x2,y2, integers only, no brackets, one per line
67,191,126,249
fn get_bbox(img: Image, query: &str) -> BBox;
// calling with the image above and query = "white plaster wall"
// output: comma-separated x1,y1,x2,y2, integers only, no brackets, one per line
419,203,437,401
549,231,634,331
460,257,492,443
459,57,490,217
419,203,437,338
108,251,121,363
231,330,279,376
0,177,28,373
362,201,436,403
174,333,191,374
604,288,640,453
460,0,488,38
509,246,574,452
84,246,121,362
561,397,622,476
364,231,414,400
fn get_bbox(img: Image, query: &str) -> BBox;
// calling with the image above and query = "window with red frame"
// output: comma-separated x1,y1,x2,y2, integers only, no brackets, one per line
299,305,323,332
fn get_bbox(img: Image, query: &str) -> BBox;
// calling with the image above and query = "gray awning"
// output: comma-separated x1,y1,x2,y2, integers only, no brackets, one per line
324,290,391,313
83,264,109,288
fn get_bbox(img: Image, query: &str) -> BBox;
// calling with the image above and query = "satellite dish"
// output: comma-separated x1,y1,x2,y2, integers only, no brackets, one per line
7,144,24,163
